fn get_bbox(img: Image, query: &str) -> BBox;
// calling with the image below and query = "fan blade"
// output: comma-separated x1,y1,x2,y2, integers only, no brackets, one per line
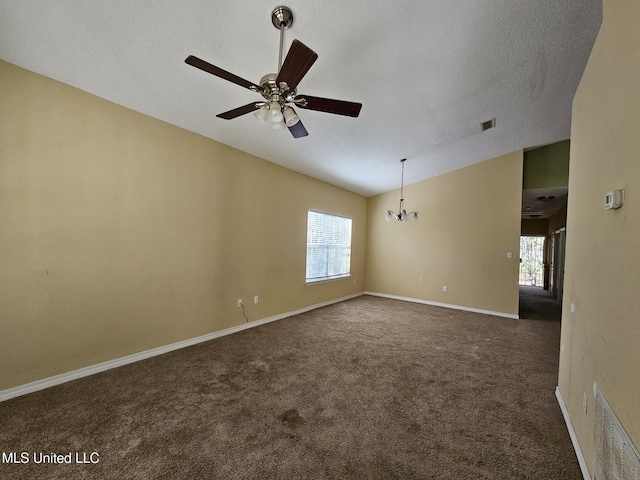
185,55,260,91
216,103,260,120
297,95,362,117
276,40,318,91
288,120,309,138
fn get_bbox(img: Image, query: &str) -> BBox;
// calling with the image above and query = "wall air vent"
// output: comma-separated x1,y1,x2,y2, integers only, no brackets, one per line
481,118,496,132
593,383,640,479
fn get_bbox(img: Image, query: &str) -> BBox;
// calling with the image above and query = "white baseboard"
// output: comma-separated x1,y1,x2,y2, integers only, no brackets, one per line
0,292,364,402
556,386,591,479
364,291,519,319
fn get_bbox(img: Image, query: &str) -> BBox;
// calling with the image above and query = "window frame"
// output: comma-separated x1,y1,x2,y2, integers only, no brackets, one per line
305,210,353,285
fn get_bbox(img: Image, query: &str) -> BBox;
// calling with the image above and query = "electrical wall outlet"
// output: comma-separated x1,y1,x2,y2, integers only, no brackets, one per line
237,299,243,308
254,296,259,304
443,286,448,293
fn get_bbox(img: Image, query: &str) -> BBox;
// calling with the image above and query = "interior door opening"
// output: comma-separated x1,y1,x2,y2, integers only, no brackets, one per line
550,228,566,302
519,235,545,287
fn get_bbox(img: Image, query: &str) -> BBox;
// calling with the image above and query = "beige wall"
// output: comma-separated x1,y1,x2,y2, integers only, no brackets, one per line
0,60,367,391
547,203,567,234
558,0,640,472
365,151,523,316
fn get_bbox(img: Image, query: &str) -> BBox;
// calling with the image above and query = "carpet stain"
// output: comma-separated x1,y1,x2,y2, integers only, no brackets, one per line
279,408,306,427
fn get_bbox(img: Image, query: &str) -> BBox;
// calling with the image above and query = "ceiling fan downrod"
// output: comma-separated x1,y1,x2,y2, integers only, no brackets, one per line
271,6,294,72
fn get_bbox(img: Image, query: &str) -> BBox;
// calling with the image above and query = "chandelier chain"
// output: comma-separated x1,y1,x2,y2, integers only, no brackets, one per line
386,158,418,223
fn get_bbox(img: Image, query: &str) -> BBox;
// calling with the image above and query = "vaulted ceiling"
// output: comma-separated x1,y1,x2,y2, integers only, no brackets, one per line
0,1,602,196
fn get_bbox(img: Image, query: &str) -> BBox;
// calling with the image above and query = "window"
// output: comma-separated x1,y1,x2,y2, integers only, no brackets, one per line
306,210,352,283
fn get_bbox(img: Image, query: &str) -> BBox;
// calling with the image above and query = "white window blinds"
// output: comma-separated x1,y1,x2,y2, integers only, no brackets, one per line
306,210,352,283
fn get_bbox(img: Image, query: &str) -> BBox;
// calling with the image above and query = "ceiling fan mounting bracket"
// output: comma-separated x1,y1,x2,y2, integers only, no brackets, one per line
271,6,293,30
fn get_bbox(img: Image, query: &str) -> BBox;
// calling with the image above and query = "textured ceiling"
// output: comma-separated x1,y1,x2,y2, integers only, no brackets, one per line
0,1,601,197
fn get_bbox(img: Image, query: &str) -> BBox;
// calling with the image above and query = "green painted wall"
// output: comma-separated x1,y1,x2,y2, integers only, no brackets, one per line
523,140,570,189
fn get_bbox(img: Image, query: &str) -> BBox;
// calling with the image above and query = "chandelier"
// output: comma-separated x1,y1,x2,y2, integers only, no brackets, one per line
386,158,419,222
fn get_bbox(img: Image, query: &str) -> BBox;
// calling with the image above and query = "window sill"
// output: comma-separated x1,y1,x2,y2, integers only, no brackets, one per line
305,275,351,286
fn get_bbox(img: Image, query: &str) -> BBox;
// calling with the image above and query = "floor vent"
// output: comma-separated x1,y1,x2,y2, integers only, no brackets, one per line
481,118,496,131
593,383,640,479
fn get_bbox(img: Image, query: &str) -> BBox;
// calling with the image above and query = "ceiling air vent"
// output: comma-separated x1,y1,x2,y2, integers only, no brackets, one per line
481,118,496,132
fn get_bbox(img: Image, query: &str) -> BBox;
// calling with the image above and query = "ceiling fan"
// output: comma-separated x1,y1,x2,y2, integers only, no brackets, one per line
185,6,362,138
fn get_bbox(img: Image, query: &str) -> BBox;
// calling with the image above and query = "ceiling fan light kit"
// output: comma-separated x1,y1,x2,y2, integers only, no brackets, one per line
386,159,419,223
185,5,362,138
282,106,300,126
254,104,269,123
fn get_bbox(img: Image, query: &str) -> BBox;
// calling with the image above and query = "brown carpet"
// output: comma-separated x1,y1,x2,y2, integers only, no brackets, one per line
0,295,580,479
518,285,562,322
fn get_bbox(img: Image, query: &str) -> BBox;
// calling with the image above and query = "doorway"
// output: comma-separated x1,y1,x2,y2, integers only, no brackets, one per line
519,235,545,287
519,235,562,321
550,228,566,303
